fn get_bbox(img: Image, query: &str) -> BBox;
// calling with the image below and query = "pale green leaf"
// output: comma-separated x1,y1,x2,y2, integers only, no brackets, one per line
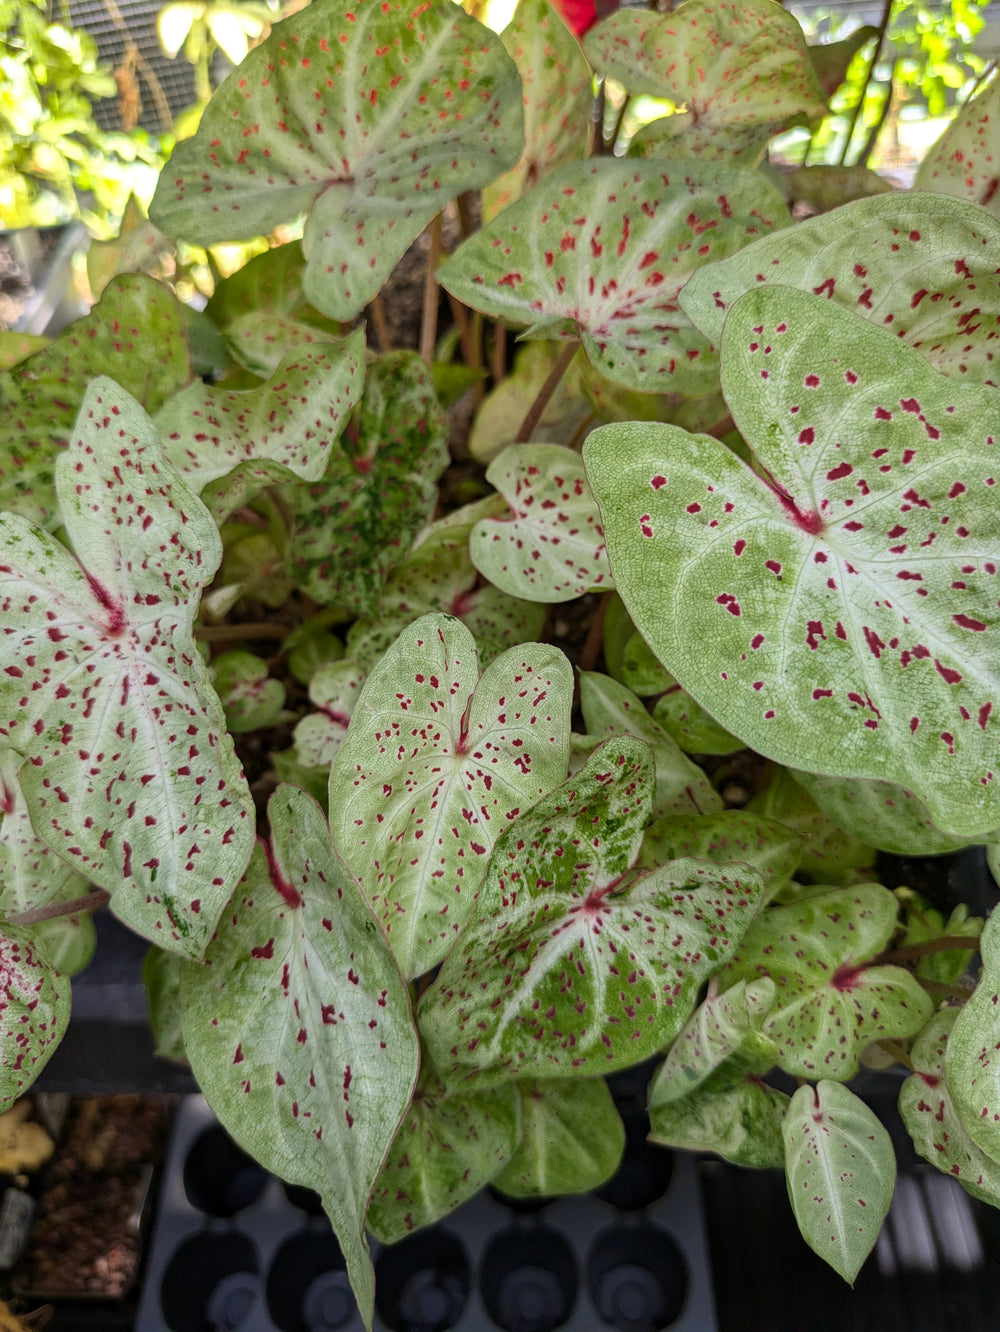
916,77,1000,216
0,920,71,1113
492,1077,625,1198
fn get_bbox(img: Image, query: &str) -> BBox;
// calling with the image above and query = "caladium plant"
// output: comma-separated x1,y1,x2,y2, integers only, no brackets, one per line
2,0,999,1320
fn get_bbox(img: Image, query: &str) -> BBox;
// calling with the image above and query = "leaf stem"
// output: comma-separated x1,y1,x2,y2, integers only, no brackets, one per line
838,0,893,167
856,57,899,168
515,340,579,444
876,1039,913,1071
367,293,393,352
876,936,981,966
420,215,443,366
578,590,613,673
8,889,111,927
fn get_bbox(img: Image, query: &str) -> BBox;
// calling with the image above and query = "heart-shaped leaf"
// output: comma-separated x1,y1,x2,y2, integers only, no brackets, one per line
180,785,419,1332
783,1080,895,1284
0,274,192,528
916,76,1000,216
155,334,365,522
367,1064,521,1243
900,1007,1000,1206
791,768,996,857
437,157,789,394
637,809,801,901
0,751,96,978
211,650,289,735
746,768,875,884
328,613,573,979
293,660,367,772
585,0,825,162
578,671,722,818
945,908,1000,1165
419,736,766,1083
286,351,449,616
680,192,1000,386
492,1076,625,1198
482,0,594,221
470,445,612,603
0,920,71,1113
723,884,932,1080
150,0,524,322
0,377,255,958
586,285,1000,838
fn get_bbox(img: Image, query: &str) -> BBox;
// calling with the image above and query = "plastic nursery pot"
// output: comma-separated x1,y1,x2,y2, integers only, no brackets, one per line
586,1221,690,1332
182,1124,269,1217
479,1224,579,1332
374,1225,471,1331
267,1230,355,1332
160,1230,262,1332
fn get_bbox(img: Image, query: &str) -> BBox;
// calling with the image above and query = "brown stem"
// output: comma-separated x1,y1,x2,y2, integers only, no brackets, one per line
567,412,597,452
195,622,289,643
515,340,579,443
420,215,443,366
491,323,507,387
876,1039,913,1071
876,935,982,966
456,192,476,241
608,93,631,155
101,0,173,131
367,293,393,352
857,57,899,168
8,889,111,928
705,413,735,439
578,590,613,673
917,979,974,1000
838,0,893,167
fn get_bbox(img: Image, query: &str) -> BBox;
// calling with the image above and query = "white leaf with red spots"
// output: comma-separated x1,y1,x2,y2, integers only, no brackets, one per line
0,751,96,977
155,334,365,522
577,671,722,818
0,920,70,1113
482,0,593,221
328,613,573,979
149,0,524,322
916,76,1000,217
418,736,766,1083
586,285,1000,838
722,884,932,1081
783,1080,895,1284
367,1065,521,1243
293,660,368,771
585,0,825,163
437,157,788,394
945,908,1000,1166
681,192,1000,385
470,445,611,603
900,1008,1000,1207
180,785,419,1332
652,978,778,1103
0,377,255,958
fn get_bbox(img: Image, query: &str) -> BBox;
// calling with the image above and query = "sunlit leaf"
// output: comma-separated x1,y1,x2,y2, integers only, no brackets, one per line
916,76,1000,216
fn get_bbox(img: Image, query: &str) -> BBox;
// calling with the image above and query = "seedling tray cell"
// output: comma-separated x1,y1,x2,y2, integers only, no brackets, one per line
137,1096,718,1332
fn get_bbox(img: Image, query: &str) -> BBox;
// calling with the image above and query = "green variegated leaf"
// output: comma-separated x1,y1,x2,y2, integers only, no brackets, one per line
329,614,572,979
586,285,1000,838
680,192,1000,386
493,1077,625,1198
585,0,825,162
180,786,419,1332
143,946,186,1064
724,885,932,1080
347,501,545,671
0,750,96,978
483,0,593,221
946,908,1000,1164
916,76,1000,216
419,737,766,1083
0,379,254,958
619,631,672,698
649,1059,788,1167
651,978,777,1103
791,769,996,857
471,445,612,602
211,650,289,734
638,809,801,901
901,1008,1000,1206
367,1065,521,1243
746,768,875,884
783,1080,895,1284
150,0,524,322
155,335,365,522
0,920,71,1113
438,157,788,394
0,274,192,528
652,683,743,755
286,351,449,616
578,672,722,818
